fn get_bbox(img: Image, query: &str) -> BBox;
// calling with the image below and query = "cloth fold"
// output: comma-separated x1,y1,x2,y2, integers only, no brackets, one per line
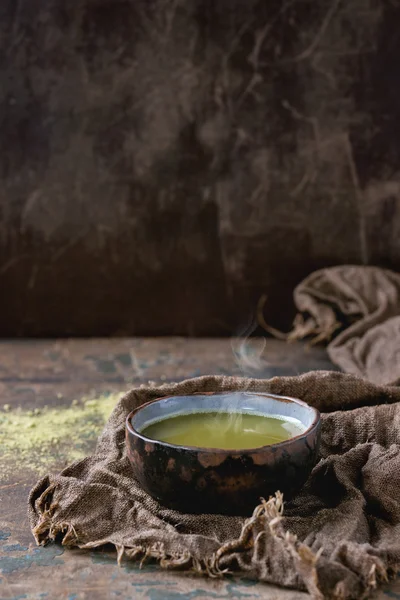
29,372,400,600
287,266,400,385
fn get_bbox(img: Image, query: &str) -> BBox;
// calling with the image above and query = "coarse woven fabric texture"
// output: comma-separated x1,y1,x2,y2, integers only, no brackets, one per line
29,372,400,600
285,265,400,386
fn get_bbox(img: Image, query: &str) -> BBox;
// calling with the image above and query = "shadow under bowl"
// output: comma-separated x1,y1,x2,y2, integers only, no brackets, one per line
125,391,321,516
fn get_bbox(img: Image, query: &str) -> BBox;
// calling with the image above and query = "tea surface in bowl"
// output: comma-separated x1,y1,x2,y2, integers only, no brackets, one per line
141,411,305,450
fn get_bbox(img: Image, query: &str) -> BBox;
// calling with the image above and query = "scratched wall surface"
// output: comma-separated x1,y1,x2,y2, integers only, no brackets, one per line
0,0,399,335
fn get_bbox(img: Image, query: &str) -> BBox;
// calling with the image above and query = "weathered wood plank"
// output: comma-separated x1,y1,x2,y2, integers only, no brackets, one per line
0,339,397,600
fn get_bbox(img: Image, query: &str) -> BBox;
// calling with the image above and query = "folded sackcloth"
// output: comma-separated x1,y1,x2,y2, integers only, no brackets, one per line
282,265,400,386
29,372,400,600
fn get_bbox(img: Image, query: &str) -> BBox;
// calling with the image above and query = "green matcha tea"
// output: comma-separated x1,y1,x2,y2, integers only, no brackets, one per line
141,411,305,450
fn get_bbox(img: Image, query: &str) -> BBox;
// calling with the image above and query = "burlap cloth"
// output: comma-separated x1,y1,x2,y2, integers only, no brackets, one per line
285,265,400,386
29,266,400,599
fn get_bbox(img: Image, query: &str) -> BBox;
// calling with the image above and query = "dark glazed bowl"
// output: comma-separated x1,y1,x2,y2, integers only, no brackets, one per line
126,391,320,515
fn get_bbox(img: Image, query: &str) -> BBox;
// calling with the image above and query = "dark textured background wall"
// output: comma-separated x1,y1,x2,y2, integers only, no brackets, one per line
1,0,399,336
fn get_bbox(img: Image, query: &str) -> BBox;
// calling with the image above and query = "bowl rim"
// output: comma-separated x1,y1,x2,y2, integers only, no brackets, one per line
125,391,321,454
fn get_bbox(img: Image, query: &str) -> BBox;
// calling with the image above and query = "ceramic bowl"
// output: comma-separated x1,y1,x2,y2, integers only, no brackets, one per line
125,391,320,515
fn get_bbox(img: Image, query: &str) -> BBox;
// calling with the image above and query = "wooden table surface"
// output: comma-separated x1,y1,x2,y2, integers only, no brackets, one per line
0,338,398,600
